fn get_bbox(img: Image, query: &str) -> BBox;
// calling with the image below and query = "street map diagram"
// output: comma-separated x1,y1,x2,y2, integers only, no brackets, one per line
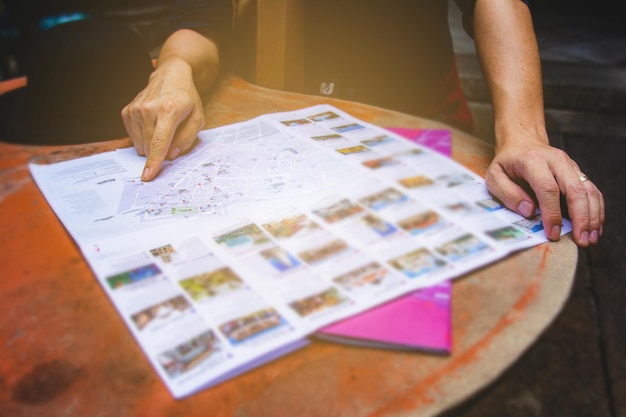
117,119,346,220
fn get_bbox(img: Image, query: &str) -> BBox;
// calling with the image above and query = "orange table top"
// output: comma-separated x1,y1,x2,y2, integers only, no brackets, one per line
0,75,577,417
0,75,26,95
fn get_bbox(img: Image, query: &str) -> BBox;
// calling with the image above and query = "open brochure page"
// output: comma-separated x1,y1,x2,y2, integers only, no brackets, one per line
29,104,572,398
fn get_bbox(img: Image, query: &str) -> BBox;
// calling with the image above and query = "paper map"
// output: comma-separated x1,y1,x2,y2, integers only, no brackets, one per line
29,104,572,398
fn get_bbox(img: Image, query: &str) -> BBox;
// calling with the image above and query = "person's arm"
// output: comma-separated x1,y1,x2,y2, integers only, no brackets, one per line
472,0,604,247
121,28,220,182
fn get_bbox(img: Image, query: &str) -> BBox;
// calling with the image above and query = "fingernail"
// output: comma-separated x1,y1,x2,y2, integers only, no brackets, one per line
142,167,151,181
580,231,589,246
590,229,599,244
550,225,561,241
518,201,533,218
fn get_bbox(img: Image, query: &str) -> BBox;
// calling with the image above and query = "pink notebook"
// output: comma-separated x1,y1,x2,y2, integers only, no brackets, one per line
315,281,452,353
386,127,452,157
314,128,453,354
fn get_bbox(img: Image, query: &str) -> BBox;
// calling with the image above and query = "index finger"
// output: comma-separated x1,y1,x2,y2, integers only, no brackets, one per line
141,116,178,181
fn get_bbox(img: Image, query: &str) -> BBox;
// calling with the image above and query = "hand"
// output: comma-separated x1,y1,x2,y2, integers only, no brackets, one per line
485,139,605,247
121,59,205,181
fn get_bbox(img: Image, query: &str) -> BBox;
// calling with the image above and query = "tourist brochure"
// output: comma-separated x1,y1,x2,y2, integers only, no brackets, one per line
315,128,453,353
29,104,571,398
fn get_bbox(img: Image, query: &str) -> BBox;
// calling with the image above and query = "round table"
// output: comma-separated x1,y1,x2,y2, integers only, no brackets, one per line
0,75,577,417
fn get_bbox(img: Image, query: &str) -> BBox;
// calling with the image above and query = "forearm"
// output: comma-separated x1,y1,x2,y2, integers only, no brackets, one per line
473,0,548,149
155,28,221,97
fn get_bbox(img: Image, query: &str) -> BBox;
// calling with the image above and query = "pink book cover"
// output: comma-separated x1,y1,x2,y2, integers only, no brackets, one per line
315,281,452,354
386,127,452,157
314,128,453,354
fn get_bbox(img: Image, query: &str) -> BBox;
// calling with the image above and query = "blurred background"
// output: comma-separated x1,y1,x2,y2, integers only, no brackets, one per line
0,0,171,80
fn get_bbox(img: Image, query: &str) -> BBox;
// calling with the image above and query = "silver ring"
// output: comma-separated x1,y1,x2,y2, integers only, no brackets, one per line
579,174,589,182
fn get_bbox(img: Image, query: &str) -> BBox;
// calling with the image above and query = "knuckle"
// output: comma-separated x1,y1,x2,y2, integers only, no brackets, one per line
190,111,205,129
567,182,588,198
526,146,568,166
576,213,591,225
587,186,602,200
150,135,169,151
552,147,570,161
138,95,178,117
132,140,146,156
499,188,520,205
484,165,499,183
138,100,157,117
158,96,179,115
537,179,560,196
522,148,543,162
540,201,563,220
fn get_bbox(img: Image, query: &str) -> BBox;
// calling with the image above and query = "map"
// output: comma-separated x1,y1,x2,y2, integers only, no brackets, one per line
118,120,348,219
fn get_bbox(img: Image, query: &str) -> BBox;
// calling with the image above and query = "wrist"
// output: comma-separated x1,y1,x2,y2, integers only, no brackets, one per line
494,115,550,151
155,57,193,76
